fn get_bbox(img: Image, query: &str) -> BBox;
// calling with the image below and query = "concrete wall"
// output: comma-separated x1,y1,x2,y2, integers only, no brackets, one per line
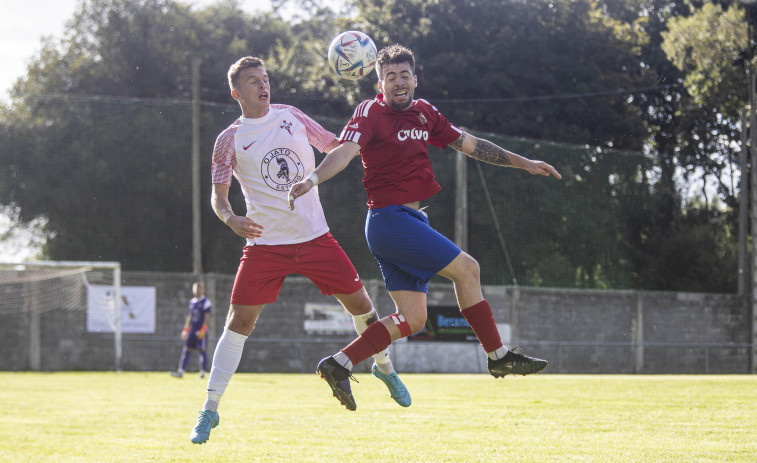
2,272,751,374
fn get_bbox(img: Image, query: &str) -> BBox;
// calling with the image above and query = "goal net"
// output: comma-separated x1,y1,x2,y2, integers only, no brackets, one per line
0,261,122,370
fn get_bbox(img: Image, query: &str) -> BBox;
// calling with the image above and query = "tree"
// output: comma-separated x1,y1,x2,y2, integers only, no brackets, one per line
0,204,53,261
650,1,746,291
0,0,740,291
352,0,650,148
2,0,300,271
661,2,747,200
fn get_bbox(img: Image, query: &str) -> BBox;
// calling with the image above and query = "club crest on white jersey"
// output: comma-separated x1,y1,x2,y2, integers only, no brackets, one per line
261,148,304,191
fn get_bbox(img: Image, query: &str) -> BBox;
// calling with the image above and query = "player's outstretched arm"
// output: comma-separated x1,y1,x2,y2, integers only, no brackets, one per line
449,132,562,179
211,183,264,239
288,141,361,210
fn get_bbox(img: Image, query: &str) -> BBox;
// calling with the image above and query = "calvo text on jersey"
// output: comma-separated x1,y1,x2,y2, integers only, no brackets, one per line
397,128,429,141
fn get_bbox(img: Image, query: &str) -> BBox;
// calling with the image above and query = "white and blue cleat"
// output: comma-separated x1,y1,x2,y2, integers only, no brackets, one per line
371,362,411,407
190,410,219,444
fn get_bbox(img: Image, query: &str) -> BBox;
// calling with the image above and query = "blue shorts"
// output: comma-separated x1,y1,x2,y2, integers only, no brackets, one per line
365,205,461,293
185,331,207,351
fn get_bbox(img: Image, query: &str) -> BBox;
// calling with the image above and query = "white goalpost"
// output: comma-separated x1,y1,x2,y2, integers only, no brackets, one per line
0,260,122,371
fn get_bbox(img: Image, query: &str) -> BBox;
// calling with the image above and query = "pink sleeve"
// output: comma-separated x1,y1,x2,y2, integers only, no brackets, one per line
211,127,237,185
283,105,336,153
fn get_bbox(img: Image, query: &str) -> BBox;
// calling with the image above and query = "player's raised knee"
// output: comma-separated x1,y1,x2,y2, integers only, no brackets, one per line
443,252,480,284
389,313,426,337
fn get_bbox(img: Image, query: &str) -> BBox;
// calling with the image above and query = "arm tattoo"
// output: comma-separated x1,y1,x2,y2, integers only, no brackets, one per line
471,138,513,166
448,132,466,151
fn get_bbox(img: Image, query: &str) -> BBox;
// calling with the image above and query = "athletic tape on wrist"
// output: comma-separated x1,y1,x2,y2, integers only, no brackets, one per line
391,314,412,338
306,172,320,186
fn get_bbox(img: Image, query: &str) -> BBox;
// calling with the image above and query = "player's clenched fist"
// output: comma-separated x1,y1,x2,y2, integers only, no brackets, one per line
288,181,312,211
196,324,207,340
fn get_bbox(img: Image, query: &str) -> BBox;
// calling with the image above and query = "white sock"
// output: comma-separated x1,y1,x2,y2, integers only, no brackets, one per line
332,351,353,371
352,307,377,334
352,307,394,374
203,328,248,411
373,351,394,375
487,346,508,361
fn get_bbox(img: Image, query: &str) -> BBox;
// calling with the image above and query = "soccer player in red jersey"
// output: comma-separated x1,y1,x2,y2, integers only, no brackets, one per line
289,44,562,410
189,56,411,444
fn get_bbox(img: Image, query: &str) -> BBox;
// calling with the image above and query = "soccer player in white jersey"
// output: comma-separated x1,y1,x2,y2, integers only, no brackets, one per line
289,44,562,411
189,56,410,445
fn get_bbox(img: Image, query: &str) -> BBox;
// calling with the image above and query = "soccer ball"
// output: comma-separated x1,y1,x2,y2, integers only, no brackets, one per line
327,31,377,81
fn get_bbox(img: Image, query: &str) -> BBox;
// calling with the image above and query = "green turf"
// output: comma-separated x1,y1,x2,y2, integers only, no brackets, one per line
1,372,755,462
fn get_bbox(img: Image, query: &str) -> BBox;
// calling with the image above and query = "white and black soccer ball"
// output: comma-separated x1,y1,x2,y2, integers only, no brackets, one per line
327,30,377,81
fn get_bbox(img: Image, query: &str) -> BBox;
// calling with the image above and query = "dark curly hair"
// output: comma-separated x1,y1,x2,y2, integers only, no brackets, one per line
376,44,415,79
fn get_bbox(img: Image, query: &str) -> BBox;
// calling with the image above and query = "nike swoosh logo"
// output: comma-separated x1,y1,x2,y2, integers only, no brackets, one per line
354,276,359,282
243,140,256,150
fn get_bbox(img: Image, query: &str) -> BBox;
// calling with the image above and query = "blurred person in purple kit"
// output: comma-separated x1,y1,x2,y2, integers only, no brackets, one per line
170,281,211,379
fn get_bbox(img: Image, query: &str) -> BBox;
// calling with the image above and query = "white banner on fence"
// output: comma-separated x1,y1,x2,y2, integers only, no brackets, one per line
303,302,354,335
86,285,156,333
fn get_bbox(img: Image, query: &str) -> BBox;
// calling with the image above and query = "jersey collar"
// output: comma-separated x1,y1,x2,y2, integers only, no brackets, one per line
241,107,273,125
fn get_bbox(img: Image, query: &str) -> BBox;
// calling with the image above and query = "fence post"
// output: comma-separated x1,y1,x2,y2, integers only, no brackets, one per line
634,292,644,374
191,56,203,275
454,149,468,251
510,286,520,347
750,72,757,374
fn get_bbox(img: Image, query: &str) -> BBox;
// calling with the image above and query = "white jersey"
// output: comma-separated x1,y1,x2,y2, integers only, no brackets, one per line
211,104,335,246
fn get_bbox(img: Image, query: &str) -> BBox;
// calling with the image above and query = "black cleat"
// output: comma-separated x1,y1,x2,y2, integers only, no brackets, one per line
316,356,358,411
488,347,548,377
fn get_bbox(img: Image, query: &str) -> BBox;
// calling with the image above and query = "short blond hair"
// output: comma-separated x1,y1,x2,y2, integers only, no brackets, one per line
228,56,265,89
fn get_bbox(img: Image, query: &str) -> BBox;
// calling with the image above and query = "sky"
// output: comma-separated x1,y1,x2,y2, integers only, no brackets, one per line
0,0,274,102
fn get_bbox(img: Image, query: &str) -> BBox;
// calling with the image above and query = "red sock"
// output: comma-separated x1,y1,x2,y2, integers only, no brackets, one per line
461,300,503,353
342,321,392,366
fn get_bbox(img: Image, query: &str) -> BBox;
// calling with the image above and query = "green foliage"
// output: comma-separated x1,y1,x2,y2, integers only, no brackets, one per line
0,0,742,291
460,132,657,288
354,0,650,149
660,2,746,201
0,204,52,261
662,3,748,110
2,95,196,270
635,202,739,291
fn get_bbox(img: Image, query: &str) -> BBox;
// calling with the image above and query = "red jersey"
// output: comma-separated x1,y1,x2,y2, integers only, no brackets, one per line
339,94,462,209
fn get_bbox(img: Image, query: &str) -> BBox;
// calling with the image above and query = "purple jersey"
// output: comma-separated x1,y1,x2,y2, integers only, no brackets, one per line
188,296,212,332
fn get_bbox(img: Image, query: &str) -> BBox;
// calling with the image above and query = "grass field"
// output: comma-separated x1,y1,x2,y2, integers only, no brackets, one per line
1,372,755,462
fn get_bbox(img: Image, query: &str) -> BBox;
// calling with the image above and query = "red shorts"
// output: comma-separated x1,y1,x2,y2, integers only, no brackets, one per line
230,232,364,306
